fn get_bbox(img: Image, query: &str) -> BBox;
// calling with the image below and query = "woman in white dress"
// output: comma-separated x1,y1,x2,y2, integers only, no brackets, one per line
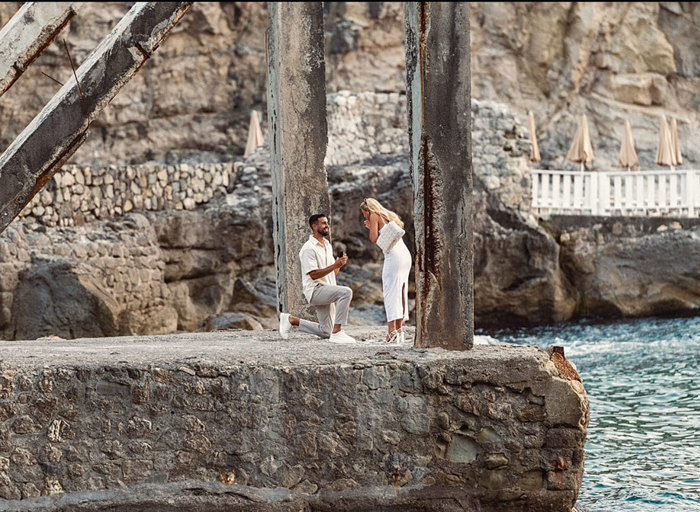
360,198,412,344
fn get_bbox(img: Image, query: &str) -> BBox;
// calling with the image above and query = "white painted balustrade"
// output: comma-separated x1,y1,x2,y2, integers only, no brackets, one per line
531,169,700,217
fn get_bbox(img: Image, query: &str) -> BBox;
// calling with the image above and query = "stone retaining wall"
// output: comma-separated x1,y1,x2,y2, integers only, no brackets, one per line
471,100,533,215
325,90,408,166
0,333,589,511
16,93,534,227
19,163,236,228
0,214,176,340
326,92,533,214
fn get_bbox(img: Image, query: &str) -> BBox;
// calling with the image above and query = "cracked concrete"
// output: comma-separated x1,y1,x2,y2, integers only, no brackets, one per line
0,326,588,511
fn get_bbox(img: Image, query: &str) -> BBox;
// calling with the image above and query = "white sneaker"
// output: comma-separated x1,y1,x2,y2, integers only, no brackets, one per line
328,330,357,344
279,313,292,339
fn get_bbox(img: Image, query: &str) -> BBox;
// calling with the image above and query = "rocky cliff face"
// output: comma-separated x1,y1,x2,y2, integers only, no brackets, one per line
0,4,698,338
1,3,695,170
470,2,700,170
6,93,697,340
546,216,700,318
0,2,271,166
0,2,406,166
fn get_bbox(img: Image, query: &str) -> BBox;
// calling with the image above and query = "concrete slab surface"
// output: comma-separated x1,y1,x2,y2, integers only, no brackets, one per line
0,326,543,372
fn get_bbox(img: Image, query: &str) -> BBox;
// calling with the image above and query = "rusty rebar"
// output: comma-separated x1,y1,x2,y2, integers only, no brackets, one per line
63,38,88,117
40,70,64,87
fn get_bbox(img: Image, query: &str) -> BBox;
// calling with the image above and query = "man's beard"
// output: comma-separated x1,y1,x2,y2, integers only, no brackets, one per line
320,228,330,236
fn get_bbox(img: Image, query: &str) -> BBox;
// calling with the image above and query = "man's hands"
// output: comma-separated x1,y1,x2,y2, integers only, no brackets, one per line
334,252,348,269
309,252,348,280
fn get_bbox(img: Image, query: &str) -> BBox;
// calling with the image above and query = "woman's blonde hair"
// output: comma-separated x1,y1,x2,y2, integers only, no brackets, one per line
360,198,404,229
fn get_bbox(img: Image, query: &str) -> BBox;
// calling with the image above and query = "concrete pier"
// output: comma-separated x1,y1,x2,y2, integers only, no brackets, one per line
0,327,588,511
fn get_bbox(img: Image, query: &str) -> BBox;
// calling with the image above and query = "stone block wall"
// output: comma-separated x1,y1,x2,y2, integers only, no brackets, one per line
325,90,408,166
0,215,176,340
18,163,236,228
15,93,534,227
326,92,534,214
471,99,533,215
0,339,588,511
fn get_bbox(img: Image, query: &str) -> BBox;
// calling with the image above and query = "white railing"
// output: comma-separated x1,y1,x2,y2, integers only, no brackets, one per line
532,169,700,217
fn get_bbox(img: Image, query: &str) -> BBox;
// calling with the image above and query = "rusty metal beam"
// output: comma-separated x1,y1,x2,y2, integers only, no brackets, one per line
0,2,192,234
0,2,77,98
405,3,474,350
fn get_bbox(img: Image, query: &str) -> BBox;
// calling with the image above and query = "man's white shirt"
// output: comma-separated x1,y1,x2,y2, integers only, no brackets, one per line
299,235,336,303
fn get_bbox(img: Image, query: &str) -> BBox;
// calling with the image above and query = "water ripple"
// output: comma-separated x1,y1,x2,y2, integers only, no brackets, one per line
478,316,700,512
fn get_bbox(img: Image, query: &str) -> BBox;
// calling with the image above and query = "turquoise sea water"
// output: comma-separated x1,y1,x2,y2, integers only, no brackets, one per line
478,316,700,512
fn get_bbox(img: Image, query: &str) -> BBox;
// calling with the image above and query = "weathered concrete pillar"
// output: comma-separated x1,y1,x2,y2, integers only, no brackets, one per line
0,2,192,235
267,3,330,316
0,2,77,97
405,3,474,350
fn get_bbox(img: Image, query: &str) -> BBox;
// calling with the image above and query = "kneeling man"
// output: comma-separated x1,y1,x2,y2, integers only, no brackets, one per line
279,214,356,344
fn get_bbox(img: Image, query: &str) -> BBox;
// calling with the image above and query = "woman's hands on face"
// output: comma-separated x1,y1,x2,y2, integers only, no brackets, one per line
365,212,380,244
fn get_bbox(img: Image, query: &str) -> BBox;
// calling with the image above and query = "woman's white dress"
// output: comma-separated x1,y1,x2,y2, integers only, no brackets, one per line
380,226,412,322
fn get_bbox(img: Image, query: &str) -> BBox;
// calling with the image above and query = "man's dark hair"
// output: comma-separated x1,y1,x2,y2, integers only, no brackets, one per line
309,214,327,228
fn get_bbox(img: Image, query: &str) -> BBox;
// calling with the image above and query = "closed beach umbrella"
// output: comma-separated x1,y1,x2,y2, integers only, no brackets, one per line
244,110,265,158
670,118,683,166
566,114,594,172
528,111,541,163
656,115,676,169
618,120,639,170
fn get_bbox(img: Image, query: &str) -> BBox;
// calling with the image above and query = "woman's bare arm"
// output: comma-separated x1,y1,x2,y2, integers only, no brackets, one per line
368,213,381,244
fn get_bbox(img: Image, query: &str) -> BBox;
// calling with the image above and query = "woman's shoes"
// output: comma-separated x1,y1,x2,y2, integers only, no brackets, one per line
385,329,407,344
385,330,400,344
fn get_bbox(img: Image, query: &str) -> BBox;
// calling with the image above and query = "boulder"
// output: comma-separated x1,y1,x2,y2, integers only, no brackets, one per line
202,312,264,331
229,277,278,319
11,255,179,340
336,263,385,306
327,154,414,260
348,304,390,326
165,274,234,332
12,258,120,340
0,214,177,339
550,217,700,318
473,190,578,327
